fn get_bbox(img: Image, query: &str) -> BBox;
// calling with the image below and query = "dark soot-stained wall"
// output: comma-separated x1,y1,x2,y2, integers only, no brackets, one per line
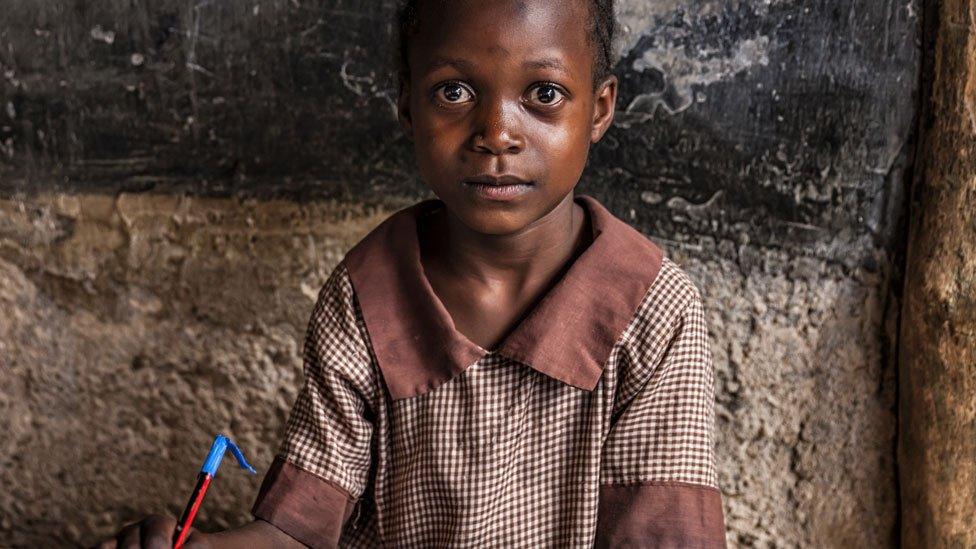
0,1,919,547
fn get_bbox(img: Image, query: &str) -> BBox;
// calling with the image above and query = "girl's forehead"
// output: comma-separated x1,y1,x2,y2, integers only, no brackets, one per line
409,0,593,75
418,0,587,31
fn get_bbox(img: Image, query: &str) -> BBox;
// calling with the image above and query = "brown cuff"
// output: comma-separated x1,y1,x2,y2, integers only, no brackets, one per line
594,481,727,548
251,455,358,549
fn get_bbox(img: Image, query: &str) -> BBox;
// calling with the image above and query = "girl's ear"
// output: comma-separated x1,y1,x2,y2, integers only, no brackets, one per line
397,77,414,140
590,74,618,143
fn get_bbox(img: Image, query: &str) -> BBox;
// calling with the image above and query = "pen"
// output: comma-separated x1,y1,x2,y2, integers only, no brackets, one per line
172,434,256,549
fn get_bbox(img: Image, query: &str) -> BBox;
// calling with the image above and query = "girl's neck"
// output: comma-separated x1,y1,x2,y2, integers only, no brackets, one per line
422,192,590,291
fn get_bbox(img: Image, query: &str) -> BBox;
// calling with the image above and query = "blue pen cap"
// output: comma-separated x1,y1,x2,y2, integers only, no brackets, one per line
200,434,257,476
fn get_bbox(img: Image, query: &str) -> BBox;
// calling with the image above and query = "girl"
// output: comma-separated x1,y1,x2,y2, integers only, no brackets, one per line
97,0,727,547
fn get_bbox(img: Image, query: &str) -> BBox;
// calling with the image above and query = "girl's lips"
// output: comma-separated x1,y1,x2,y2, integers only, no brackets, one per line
461,181,535,201
460,174,535,201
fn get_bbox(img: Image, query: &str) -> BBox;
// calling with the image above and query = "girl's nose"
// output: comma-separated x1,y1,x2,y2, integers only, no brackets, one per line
469,99,525,155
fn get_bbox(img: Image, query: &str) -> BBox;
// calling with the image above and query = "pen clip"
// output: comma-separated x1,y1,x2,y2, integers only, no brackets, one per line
226,438,257,474
201,434,257,476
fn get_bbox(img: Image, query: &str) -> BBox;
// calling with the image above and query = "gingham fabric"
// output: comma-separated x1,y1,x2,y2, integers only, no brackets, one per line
252,195,726,548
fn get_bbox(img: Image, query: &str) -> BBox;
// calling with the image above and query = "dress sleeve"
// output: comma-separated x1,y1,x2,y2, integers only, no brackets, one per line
251,264,377,549
595,288,727,548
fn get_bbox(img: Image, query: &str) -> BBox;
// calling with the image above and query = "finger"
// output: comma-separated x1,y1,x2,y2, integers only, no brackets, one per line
142,515,176,549
115,523,141,549
89,539,116,549
183,530,212,549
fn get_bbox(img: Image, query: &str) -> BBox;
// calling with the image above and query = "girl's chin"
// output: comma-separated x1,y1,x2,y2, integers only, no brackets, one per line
452,209,536,237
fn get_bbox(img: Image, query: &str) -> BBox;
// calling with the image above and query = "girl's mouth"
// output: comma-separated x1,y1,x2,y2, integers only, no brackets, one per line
461,175,535,201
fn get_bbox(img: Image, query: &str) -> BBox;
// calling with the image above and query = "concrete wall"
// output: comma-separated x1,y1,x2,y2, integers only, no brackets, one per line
0,1,920,546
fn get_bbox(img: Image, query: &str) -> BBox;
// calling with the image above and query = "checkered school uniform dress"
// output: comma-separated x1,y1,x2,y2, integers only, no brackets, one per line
251,194,727,548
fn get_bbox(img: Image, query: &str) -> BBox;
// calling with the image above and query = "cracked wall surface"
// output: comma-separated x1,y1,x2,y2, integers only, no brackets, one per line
0,1,920,547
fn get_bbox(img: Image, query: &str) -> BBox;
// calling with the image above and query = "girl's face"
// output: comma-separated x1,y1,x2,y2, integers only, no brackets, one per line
397,0,617,236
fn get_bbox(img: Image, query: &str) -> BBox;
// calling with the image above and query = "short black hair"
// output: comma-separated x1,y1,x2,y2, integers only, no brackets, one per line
394,0,615,91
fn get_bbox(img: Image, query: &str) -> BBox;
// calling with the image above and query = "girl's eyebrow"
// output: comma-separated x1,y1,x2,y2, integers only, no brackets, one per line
522,57,571,76
422,56,572,77
423,56,475,74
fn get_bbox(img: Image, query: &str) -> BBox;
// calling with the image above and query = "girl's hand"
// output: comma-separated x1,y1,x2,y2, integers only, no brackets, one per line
91,514,213,549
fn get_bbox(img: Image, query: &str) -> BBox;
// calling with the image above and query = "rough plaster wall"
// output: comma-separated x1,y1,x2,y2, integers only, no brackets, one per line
0,193,395,546
0,0,919,547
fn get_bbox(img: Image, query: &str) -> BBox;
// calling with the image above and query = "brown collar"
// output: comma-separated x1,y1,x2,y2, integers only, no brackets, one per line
342,194,664,400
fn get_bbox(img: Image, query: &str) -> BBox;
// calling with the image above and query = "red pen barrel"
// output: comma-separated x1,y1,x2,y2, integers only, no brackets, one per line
172,471,213,549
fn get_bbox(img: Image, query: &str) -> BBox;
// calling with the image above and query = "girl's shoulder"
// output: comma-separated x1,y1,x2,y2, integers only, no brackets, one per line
302,261,380,402
620,255,708,363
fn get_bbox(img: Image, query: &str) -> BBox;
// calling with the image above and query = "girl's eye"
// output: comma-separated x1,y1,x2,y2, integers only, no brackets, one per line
434,82,474,104
527,83,566,106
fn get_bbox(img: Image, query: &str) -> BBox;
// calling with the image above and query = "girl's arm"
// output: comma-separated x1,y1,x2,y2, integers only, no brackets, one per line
595,286,727,547
92,515,305,548
208,519,307,548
